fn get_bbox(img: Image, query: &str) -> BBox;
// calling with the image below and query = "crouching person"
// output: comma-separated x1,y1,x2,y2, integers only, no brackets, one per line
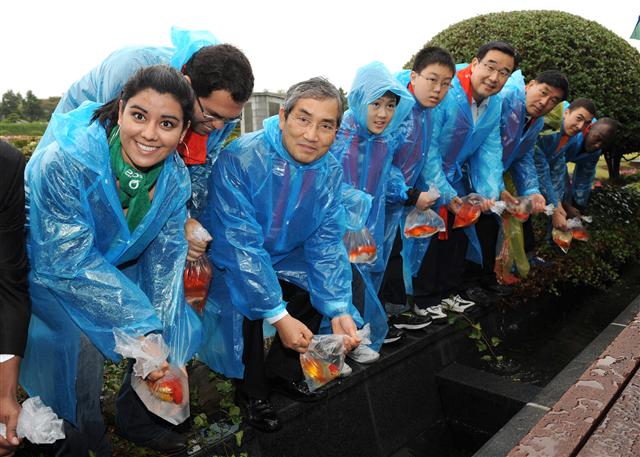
198,78,361,432
20,65,202,456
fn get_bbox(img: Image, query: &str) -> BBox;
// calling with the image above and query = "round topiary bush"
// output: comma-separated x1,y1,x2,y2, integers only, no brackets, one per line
407,10,640,156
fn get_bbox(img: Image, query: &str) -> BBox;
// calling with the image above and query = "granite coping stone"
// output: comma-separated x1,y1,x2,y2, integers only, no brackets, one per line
506,312,640,457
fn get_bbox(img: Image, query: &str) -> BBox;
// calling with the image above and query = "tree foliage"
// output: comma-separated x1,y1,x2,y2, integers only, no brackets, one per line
406,10,640,156
23,90,44,121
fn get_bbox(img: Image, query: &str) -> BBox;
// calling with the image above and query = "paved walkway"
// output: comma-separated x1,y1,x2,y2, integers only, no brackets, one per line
506,312,640,457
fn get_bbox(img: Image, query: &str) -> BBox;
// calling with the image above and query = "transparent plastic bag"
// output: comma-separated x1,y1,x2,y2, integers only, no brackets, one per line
184,226,213,315
344,228,377,264
0,397,65,444
552,228,573,254
489,200,507,216
453,193,484,228
506,195,534,222
300,325,371,391
568,217,590,242
494,214,529,285
113,329,189,425
404,208,445,238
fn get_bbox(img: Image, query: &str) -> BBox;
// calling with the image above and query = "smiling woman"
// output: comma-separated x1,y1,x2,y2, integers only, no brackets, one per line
20,65,202,455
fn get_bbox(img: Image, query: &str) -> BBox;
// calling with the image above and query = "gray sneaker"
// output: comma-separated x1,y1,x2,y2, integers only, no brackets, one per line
339,362,352,377
347,344,380,364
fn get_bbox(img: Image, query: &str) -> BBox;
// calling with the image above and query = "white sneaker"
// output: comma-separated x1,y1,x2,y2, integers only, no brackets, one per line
426,305,447,320
347,344,380,364
441,296,475,313
339,362,352,377
412,303,431,317
452,294,475,306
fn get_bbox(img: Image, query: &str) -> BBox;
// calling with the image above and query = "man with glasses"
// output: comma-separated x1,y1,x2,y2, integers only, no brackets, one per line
405,41,518,316
37,27,254,261
465,70,569,302
198,77,361,433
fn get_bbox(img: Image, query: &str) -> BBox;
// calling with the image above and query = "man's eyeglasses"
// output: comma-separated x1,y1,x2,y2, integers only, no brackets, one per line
196,97,242,125
416,73,452,89
291,114,337,134
481,62,511,79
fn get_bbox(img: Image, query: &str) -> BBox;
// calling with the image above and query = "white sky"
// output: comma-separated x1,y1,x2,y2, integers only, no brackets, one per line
2,1,639,98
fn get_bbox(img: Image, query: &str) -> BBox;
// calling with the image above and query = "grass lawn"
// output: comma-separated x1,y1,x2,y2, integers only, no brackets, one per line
0,121,47,136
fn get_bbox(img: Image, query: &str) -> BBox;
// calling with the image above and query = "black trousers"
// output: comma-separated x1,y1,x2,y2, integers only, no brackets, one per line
463,213,500,288
522,218,536,254
238,280,323,400
379,228,407,305
412,210,468,307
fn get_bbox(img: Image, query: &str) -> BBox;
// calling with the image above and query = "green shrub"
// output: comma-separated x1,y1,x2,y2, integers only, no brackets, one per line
408,10,640,155
511,185,640,302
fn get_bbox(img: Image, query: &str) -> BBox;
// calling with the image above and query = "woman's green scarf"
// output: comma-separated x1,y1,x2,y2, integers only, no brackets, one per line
109,128,164,232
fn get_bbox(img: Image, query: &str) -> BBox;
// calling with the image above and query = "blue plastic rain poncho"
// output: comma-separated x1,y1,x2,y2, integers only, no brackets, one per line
198,116,360,379
20,102,202,423
499,70,544,196
329,61,413,350
401,63,505,290
534,101,582,206
37,27,234,221
385,71,452,294
563,122,601,207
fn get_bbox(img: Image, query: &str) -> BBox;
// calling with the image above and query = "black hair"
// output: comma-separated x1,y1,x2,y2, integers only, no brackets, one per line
412,46,455,75
382,90,401,105
594,117,619,131
533,70,570,101
92,64,194,137
184,44,254,103
568,98,596,116
476,41,520,70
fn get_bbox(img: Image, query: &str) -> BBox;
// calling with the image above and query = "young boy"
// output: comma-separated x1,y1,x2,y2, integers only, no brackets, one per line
379,47,456,326
330,61,414,358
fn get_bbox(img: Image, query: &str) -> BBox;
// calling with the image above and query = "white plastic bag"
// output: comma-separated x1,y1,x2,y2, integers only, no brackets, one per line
0,396,65,444
489,200,507,216
506,196,534,222
113,330,189,425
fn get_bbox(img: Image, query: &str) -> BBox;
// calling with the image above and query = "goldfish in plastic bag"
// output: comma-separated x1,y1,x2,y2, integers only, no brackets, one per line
149,375,184,405
552,228,573,253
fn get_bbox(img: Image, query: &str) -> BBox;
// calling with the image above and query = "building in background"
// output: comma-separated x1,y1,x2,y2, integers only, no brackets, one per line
240,91,285,134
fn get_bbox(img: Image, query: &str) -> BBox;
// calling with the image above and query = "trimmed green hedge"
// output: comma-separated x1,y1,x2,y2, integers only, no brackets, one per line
408,10,640,154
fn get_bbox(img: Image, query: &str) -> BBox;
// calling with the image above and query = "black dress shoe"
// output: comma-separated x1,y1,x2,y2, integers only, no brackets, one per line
463,287,495,306
139,430,187,455
272,379,327,403
485,283,514,297
236,394,281,432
